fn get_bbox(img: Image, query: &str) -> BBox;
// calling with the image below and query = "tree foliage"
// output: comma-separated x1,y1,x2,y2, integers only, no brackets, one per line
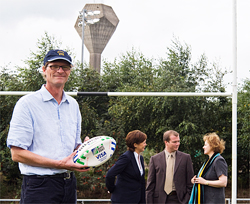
237,79,250,187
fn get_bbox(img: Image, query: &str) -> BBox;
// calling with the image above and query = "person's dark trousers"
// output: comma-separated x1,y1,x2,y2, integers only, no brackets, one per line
20,172,77,204
166,191,181,204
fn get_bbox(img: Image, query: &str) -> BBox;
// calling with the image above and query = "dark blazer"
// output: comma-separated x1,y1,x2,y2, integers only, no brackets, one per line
203,155,228,203
146,150,194,204
106,150,146,204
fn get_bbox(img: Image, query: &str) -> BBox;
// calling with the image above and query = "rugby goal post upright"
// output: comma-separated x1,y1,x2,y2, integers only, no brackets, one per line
232,0,238,203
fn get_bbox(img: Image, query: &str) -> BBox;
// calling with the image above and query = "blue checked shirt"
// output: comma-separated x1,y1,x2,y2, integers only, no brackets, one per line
7,85,82,175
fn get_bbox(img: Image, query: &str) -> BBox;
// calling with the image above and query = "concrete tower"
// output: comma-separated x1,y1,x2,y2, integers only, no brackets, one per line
74,4,119,73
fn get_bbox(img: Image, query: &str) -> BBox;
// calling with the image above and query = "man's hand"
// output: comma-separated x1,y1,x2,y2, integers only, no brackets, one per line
59,152,89,172
84,136,90,142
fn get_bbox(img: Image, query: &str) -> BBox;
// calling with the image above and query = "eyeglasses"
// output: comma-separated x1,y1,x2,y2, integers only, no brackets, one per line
48,65,71,71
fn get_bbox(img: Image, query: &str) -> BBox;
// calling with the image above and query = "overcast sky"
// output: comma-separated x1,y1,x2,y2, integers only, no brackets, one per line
1,0,250,91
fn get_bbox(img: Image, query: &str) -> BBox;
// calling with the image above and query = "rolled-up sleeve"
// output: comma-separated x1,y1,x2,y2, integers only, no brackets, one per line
7,97,33,150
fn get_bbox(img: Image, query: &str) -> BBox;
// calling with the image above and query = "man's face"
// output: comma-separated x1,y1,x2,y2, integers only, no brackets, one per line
43,60,71,87
165,135,180,153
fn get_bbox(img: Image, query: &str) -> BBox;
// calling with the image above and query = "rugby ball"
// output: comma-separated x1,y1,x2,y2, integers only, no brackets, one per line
73,136,116,167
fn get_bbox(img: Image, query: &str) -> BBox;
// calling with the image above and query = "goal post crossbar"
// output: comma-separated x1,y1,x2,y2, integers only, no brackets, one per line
0,91,232,97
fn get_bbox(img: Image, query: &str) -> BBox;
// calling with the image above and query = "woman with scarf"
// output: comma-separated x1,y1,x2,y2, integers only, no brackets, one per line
189,133,228,204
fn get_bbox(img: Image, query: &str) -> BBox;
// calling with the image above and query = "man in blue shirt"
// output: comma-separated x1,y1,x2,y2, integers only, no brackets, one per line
7,49,89,204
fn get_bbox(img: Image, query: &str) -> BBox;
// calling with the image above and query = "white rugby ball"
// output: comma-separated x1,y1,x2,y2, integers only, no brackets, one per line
73,136,116,167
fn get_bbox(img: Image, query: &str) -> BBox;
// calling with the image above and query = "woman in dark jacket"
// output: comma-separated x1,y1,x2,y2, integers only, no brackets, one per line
105,130,147,204
189,132,228,204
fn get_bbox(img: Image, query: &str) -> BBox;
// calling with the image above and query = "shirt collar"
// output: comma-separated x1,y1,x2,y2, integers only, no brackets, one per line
165,149,176,158
134,151,139,158
40,85,69,104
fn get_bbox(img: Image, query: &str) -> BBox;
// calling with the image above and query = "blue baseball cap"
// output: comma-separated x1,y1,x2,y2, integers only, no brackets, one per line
44,49,73,65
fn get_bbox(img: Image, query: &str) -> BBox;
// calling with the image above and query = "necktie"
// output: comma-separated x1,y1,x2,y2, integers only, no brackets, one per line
164,154,174,194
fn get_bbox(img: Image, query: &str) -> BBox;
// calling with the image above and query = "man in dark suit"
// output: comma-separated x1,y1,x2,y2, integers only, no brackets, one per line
146,130,194,204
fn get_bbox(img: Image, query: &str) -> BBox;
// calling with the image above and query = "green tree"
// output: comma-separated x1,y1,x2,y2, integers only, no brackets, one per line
0,66,23,197
69,63,110,136
237,79,250,188
103,39,231,174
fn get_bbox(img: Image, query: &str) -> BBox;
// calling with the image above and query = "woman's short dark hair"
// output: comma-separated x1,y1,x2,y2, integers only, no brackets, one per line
125,130,147,152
